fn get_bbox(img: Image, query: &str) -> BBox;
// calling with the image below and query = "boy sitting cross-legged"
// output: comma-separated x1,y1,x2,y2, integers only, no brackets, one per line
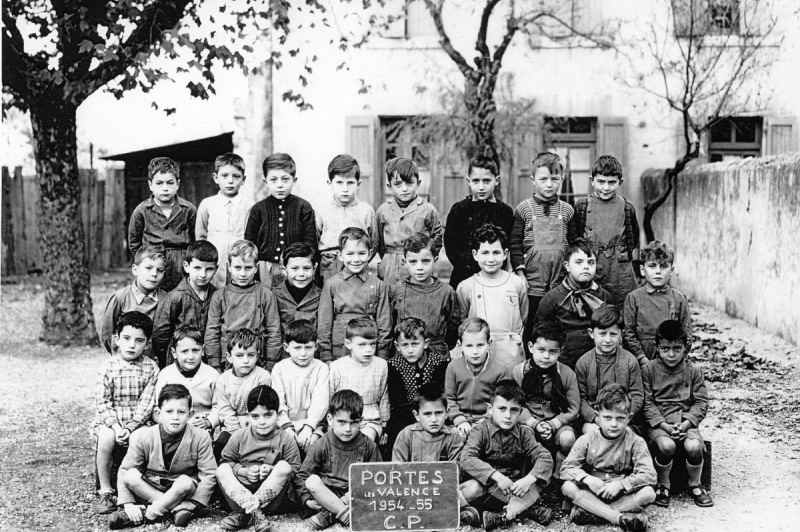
108,384,216,529
93,311,160,515
271,319,330,453
213,328,273,461
297,390,383,530
329,317,389,442
217,385,302,532
155,326,220,433
561,384,656,532
643,320,713,508
460,380,554,530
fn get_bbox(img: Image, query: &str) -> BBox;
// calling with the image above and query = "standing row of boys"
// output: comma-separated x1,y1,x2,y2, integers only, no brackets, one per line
94,150,711,531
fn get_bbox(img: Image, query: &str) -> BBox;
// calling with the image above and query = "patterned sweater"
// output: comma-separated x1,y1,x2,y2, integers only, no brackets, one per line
213,367,272,432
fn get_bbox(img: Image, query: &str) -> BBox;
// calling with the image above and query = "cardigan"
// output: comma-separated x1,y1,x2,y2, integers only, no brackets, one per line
445,354,513,427
244,194,317,264
575,347,644,422
155,362,220,427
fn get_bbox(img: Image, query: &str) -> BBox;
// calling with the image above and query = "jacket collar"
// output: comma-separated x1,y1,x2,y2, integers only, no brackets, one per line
487,417,520,438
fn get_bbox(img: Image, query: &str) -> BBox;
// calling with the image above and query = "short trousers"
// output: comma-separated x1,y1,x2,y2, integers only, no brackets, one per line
647,427,704,446
535,423,576,453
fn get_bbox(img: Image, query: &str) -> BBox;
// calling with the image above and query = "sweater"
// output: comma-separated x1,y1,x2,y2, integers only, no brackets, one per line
155,362,220,427
623,286,692,365
575,347,644,422
152,279,216,365
329,356,390,426
511,360,580,429
101,283,166,355
445,355,513,427
387,351,449,435
244,194,317,264
392,424,465,463
271,358,330,431
389,278,461,355
456,271,528,336
642,358,708,429
213,367,272,432
315,196,378,254
220,425,302,476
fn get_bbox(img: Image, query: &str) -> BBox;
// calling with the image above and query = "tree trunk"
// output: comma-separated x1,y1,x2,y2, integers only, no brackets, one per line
29,98,99,346
464,75,502,199
642,146,699,243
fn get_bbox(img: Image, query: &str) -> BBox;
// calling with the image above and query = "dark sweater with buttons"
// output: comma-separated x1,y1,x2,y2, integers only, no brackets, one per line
244,195,317,263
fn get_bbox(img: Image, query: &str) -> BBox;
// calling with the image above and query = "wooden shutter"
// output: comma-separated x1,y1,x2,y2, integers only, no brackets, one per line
598,116,630,194
346,116,380,207
763,116,797,156
739,0,774,36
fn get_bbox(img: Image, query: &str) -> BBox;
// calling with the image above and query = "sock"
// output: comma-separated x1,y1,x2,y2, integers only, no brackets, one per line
686,459,703,487
553,452,567,480
609,491,647,513
255,474,286,506
336,508,350,526
458,492,469,508
572,490,621,525
654,458,673,488
226,483,259,513
505,484,541,520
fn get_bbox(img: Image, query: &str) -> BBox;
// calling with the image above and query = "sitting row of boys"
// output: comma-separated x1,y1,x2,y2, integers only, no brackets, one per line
94,307,710,532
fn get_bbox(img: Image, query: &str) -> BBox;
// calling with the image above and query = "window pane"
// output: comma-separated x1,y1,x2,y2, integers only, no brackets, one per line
569,147,592,171
734,120,758,142
569,118,593,135
710,120,732,142
571,171,592,195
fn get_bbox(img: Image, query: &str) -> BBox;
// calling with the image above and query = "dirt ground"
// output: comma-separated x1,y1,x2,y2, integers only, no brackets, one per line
1,275,799,532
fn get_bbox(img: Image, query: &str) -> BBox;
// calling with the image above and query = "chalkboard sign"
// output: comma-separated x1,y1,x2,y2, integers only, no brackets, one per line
350,462,460,532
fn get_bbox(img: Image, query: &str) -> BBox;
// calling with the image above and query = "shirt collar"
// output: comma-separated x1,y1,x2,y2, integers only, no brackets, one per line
487,418,520,438
131,282,158,304
218,192,244,207
342,270,369,282
645,284,671,294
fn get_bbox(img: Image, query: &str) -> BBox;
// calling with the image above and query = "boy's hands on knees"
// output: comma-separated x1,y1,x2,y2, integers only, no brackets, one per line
123,503,144,523
582,476,606,495
379,433,388,446
535,421,552,441
297,426,314,450
457,422,472,437
246,465,261,483
306,500,323,511
677,420,692,436
490,472,515,497
258,464,274,480
659,422,679,438
596,480,625,500
510,476,536,498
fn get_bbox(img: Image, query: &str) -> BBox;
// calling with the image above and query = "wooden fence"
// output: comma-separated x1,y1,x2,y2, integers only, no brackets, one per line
1,166,128,276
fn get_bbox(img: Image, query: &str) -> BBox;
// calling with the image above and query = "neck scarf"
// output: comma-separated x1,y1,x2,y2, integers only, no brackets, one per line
532,195,558,217
395,196,415,209
521,362,569,415
286,280,312,304
559,276,605,317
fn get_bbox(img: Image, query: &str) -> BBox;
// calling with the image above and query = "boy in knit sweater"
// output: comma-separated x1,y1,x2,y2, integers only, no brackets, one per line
643,320,713,509
576,305,644,433
298,390,383,530
273,243,321,359
315,154,378,284
204,239,282,371
389,233,460,360
155,326,220,433
561,384,656,531
624,241,692,366
212,328,273,461
272,320,329,452
217,386,302,532
244,153,317,287
444,155,514,290
457,223,528,367
329,317,389,442
445,318,512,437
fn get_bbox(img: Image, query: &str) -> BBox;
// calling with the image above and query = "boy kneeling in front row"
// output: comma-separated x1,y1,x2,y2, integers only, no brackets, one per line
560,384,656,531
109,384,216,529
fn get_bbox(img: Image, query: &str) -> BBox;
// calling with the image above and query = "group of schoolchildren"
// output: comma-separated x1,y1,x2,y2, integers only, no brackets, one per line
92,149,711,532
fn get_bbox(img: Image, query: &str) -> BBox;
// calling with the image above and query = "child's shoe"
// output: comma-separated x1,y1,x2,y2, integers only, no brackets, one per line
173,508,194,528
482,510,507,531
254,508,272,532
459,506,481,528
305,510,335,530
653,484,670,507
108,510,137,530
527,506,553,526
570,506,603,526
689,486,714,507
93,491,117,515
619,513,648,532
221,512,255,531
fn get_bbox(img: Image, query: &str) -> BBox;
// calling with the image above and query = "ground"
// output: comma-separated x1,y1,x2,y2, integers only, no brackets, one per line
1,275,799,532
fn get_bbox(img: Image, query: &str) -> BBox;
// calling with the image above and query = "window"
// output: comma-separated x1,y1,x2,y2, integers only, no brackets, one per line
544,117,597,205
708,117,762,162
673,0,740,37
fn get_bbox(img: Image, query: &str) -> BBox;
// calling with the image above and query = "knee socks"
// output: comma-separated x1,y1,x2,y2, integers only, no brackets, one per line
572,490,621,525
654,457,673,488
505,485,541,520
686,458,704,487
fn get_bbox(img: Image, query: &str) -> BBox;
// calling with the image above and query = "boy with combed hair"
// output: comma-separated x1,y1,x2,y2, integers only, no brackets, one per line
271,320,330,451
93,312,160,515
298,390,383,530
460,380,554,530
329,317,389,441
376,157,443,287
317,227,392,362
624,240,692,366
128,157,196,292
273,243,321,356
152,240,218,367
444,155,514,289
561,384,656,531
204,239,282,371
217,385,302,532
457,223,528,367
108,384,216,529
245,153,317,287
196,152,255,288
315,154,378,283
643,320,713,508
576,305,644,432
568,155,639,306
389,233,460,359
101,245,167,359
392,382,464,462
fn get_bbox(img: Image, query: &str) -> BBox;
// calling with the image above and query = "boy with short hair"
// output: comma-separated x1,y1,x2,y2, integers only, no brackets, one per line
329,317,389,442
510,152,574,340
561,384,656,531
460,380,554,530
152,240,218,367
107,384,216,529
298,390,383,530
273,243,322,356
386,319,449,448
93,312,160,515
204,239,282,371
457,223,528,367
155,326,220,433
444,155,515,290
196,152,255,289
271,320,330,452
389,233,460,360
569,155,639,306
513,320,579,480
315,154,378,283
642,320,713,508
101,245,167,358
445,317,513,438
213,328,273,461
576,305,644,432
392,382,464,462
217,385,302,532
535,239,614,369
245,153,317,287
376,157,443,287
128,157,196,292
624,240,692,366
317,227,392,362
